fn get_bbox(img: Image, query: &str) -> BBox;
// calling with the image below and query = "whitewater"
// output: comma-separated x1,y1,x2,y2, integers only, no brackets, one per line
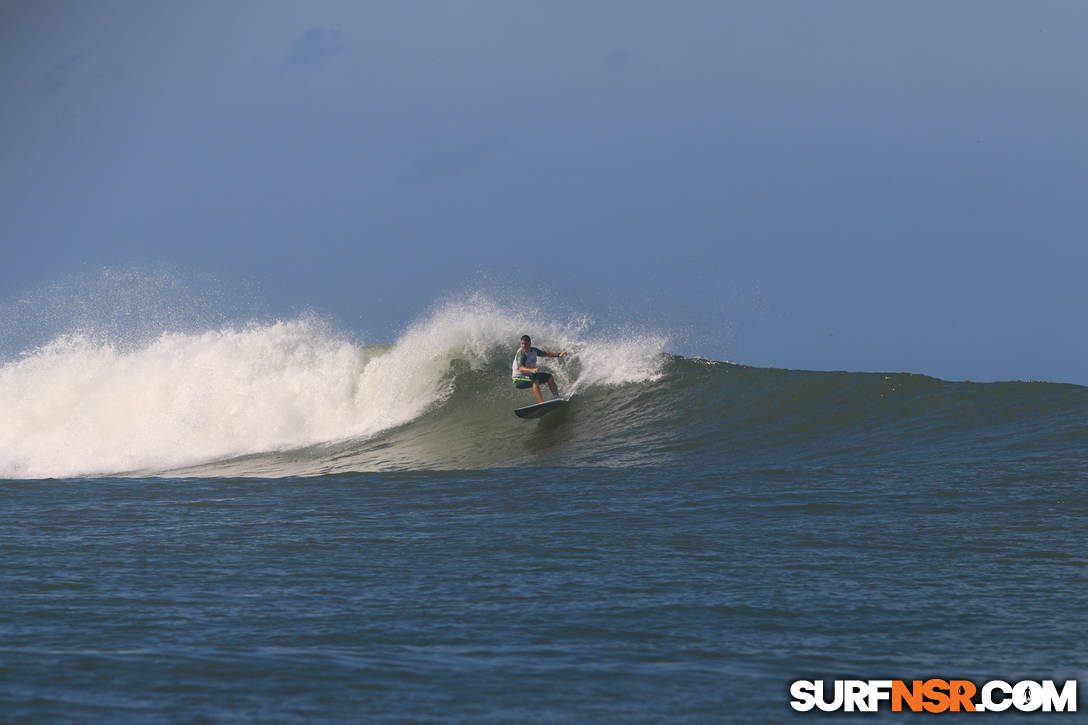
0,295,668,478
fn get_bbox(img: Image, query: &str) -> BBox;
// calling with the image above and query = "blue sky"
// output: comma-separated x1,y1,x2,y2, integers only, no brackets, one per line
2,1,1086,384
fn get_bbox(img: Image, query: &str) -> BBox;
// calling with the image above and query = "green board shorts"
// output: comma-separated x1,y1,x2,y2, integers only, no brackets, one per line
513,372,553,389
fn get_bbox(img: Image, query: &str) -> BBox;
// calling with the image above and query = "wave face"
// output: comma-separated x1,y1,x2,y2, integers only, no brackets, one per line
1,296,1083,479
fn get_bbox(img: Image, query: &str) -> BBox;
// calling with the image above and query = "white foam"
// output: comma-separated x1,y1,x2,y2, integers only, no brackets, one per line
1,320,367,477
0,294,668,478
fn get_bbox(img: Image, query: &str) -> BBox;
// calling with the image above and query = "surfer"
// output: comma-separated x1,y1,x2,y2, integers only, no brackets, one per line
512,334,566,403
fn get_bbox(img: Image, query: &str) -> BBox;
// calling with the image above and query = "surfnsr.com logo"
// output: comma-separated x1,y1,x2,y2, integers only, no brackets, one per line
790,679,1077,713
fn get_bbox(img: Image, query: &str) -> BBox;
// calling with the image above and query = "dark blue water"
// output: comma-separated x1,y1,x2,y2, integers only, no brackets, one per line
4,451,1086,721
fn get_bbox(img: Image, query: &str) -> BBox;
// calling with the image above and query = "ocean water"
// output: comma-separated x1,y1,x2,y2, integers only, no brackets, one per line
2,298,1086,722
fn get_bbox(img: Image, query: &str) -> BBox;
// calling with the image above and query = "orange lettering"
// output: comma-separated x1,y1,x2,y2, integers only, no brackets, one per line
922,679,951,713
892,680,924,712
948,680,976,712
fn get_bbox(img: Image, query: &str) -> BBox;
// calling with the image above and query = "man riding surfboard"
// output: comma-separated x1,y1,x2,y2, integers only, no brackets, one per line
512,335,566,403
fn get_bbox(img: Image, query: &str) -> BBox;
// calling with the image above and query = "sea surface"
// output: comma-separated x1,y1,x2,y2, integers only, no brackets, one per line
2,301,1086,722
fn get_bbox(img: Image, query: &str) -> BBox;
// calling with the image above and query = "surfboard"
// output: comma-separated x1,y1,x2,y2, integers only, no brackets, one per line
514,396,569,419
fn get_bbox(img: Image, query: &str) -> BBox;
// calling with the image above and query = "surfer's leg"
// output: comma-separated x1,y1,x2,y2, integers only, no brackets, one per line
531,381,544,403
547,375,559,397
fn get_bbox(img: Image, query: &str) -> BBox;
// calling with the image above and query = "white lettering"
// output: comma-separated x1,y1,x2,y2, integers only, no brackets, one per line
844,680,868,712
1042,680,1077,712
982,680,1012,712
815,680,844,712
789,681,816,712
867,680,893,711
1014,680,1043,712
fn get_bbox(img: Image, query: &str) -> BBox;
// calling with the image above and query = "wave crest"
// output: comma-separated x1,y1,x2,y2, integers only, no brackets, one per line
0,296,668,478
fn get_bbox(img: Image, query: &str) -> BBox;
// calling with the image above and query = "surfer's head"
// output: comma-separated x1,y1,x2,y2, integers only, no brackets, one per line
520,335,531,348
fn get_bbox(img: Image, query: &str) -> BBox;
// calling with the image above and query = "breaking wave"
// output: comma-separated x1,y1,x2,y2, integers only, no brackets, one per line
1,290,1083,479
